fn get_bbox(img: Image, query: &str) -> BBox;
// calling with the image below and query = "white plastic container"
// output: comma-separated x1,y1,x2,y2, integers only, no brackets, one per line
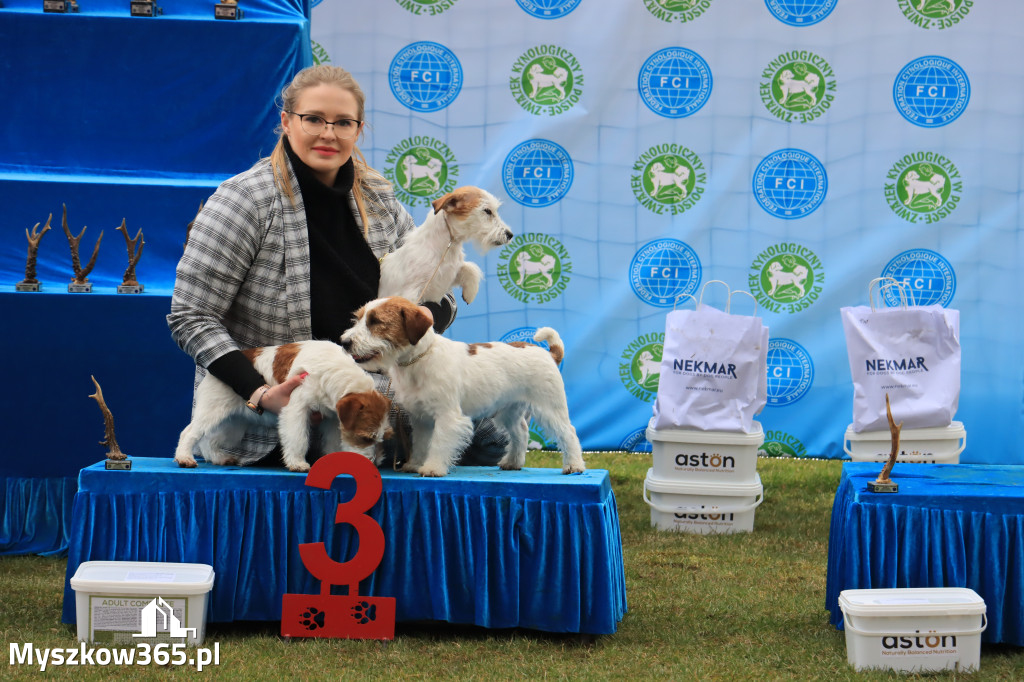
70,561,215,645
839,587,986,673
646,420,763,484
643,469,763,534
844,421,965,463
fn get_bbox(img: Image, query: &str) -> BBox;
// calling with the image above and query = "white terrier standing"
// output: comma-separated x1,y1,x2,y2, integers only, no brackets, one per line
378,186,513,305
340,296,586,478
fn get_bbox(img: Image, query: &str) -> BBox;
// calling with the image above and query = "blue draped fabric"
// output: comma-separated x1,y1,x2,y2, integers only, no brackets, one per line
825,462,1024,646
61,458,627,635
0,476,75,556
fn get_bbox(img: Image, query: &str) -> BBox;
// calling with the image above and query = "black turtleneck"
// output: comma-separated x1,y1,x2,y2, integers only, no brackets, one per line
285,138,381,342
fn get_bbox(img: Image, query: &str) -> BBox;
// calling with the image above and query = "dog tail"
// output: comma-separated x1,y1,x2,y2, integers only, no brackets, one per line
533,327,564,365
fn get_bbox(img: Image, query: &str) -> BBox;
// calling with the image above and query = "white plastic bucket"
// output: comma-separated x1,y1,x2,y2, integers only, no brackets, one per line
646,420,763,484
838,587,986,673
844,421,965,463
70,561,215,645
643,469,763,534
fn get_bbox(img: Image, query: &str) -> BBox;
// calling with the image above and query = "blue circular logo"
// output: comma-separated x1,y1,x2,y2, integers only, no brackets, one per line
388,42,463,112
515,0,581,19
767,338,813,406
893,56,970,127
638,47,712,118
499,326,547,349
764,0,837,26
880,249,956,307
629,239,702,308
502,139,574,207
620,427,653,453
753,149,828,218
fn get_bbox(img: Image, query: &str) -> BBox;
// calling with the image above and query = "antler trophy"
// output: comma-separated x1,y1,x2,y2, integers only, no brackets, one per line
867,393,902,493
89,376,131,470
116,219,145,293
16,214,52,292
61,204,103,293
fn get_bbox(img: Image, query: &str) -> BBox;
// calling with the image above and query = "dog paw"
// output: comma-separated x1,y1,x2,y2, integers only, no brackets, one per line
399,462,420,474
285,462,311,473
562,462,586,475
498,461,522,471
174,456,197,468
418,465,448,477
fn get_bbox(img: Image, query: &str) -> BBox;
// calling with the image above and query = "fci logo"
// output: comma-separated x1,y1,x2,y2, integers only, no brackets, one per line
389,41,463,112
893,56,970,127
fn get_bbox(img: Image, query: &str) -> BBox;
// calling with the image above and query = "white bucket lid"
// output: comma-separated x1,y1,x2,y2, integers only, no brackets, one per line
839,587,985,617
644,468,763,496
646,419,764,446
71,561,215,595
845,421,965,441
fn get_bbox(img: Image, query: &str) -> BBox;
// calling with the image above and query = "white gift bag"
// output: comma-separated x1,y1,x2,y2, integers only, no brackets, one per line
652,282,768,433
841,278,961,433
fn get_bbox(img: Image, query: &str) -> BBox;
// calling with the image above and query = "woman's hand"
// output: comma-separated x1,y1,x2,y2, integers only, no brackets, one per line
257,372,308,415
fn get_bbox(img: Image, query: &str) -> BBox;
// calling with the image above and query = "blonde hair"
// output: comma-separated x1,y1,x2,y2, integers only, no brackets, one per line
270,65,386,235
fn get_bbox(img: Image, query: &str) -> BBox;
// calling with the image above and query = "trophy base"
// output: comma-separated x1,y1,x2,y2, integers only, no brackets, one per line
118,284,144,294
867,480,898,493
68,283,92,293
15,282,41,292
105,459,132,470
130,0,162,16
215,4,242,19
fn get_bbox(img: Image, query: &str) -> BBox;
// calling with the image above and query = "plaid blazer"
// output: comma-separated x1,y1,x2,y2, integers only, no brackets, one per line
168,155,423,462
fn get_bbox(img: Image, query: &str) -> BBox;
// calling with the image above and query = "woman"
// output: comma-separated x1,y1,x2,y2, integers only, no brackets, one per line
168,65,504,466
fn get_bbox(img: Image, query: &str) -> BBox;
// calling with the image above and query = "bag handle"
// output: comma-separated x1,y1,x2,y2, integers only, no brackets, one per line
672,293,698,311
698,279,730,311
728,289,758,316
868,277,915,311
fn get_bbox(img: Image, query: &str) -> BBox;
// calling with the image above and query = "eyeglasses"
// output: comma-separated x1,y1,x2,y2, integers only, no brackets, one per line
286,111,362,139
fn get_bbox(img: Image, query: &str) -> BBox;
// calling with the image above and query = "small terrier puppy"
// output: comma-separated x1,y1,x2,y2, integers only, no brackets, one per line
378,186,513,305
340,296,586,477
174,340,392,472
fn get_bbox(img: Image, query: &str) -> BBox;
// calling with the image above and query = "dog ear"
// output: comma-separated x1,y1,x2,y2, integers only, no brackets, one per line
432,192,456,215
336,394,366,432
402,304,435,346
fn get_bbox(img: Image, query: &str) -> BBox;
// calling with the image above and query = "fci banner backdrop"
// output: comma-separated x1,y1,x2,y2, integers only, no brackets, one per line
310,0,1023,463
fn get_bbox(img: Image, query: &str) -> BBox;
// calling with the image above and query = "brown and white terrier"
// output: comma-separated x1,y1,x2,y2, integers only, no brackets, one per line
174,340,392,472
378,186,513,305
340,296,586,478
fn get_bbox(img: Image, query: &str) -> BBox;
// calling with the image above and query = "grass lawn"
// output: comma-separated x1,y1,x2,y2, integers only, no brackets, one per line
2,452,1021,680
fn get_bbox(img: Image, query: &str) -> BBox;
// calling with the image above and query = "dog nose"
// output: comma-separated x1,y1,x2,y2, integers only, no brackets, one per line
503,229,513,241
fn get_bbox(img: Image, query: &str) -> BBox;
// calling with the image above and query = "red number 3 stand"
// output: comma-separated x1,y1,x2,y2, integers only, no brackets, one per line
280,452,396,640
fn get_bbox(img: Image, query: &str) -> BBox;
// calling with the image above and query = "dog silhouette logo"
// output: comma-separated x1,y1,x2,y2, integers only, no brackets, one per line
749,244,825,314
632,145,706,215
764,0,836,27
761,52,836,123
880,248,956,308
629,238,702,308
502,139,574,207
395,0,459,15
497,234,572,304
893,56,970,127
389,41,463,112
619,335,665,401
759,430,808,458
642,0,713,23
766,339,814,407
383,137,459,207
133,597,196,640
638,47,712,119
884,152,961,223
898,0,972,29
510,47,583,115
752,149,827,219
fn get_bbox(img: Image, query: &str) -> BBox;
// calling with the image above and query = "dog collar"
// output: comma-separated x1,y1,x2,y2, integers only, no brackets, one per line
397,345,432,367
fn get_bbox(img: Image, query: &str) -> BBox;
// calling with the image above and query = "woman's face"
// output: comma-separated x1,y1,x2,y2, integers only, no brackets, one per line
281,83,363,186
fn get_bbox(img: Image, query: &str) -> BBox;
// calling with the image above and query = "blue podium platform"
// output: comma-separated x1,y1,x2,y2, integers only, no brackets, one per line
826,462,1024,646
61,457,628,635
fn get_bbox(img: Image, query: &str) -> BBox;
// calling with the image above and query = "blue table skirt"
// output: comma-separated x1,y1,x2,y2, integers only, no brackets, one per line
826,462,1024,646
1,476,76,556
62,458,627,635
